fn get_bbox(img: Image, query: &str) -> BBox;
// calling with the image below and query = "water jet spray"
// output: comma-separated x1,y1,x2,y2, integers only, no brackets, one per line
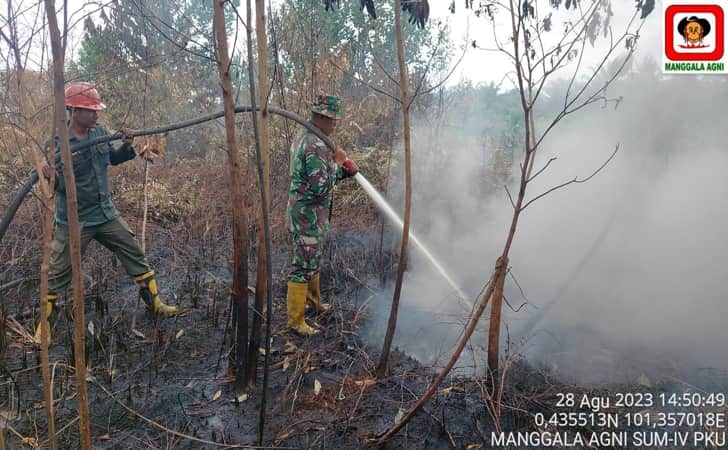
353,173,471,308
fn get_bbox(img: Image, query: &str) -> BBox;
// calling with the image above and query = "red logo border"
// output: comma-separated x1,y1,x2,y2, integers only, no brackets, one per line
665,4,724,61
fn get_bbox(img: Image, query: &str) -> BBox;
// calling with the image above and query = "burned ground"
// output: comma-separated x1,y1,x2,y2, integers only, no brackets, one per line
1,220,485,449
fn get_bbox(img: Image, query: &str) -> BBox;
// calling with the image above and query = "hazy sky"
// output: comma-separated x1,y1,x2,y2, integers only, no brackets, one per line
7,0,664,85
430,0,664,86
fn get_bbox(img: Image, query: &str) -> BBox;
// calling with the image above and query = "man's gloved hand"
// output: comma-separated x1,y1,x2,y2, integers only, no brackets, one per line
40,161,53,179
333,147,347,165
342,159,358,176
120,126,134,146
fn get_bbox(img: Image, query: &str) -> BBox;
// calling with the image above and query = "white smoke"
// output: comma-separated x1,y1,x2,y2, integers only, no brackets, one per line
364,69,728,384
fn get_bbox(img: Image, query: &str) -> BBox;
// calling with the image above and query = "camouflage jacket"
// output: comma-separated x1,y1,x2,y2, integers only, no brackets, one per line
286,131,350,238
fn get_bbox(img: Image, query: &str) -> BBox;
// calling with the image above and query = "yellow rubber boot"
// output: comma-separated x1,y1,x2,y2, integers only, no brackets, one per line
33,294,58,346
307,273,330,313
287,281,319,336
137,272,178,318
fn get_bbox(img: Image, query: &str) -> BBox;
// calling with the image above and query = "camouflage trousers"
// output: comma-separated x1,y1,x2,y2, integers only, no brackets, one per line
288,233,323,283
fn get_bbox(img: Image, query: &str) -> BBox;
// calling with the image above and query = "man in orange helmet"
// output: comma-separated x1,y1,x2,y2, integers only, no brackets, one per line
35,82,177,345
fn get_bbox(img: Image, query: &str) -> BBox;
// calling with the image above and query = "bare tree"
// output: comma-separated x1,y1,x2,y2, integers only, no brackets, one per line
376,0,413,379
483,0,642,375
35,136,58,450
211,0,250,399
252,0,274,444
43,0,92,447
234,0,275,440
245,0,273,391
1,1,57,447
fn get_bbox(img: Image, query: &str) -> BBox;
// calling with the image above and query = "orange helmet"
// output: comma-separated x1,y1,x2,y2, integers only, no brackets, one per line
64,82,106,110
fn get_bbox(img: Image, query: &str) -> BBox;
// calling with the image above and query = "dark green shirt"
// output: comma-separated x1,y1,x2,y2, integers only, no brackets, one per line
50,125,136,227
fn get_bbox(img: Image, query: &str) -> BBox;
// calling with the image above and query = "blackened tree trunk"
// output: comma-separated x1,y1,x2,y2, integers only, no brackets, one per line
246,0,272,389
376,0,413,379
253,0,274,443
43,0,91,447
5,5,57,445
212,0,250,396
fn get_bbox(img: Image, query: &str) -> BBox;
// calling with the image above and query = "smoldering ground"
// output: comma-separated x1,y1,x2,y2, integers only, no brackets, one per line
362,68,728,385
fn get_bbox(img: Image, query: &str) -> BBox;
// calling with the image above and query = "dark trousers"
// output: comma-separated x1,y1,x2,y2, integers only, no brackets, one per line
48,217,151,292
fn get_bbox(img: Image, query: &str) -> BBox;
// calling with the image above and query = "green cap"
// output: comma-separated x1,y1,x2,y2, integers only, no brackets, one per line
311,94,343,119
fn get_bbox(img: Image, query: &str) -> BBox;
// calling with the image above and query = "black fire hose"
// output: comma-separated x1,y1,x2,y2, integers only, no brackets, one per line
0,105,335,243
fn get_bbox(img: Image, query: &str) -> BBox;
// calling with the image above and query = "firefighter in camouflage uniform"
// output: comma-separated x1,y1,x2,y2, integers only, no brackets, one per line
286,95,358,335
